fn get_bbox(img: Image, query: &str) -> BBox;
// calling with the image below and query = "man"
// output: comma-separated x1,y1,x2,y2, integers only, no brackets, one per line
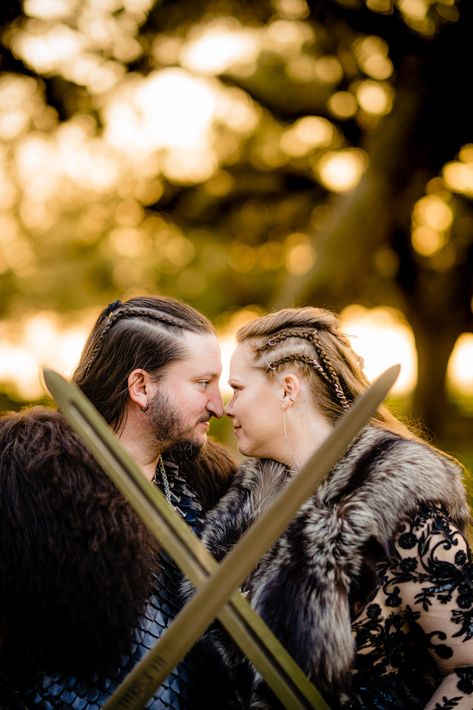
0,295,237,708
73,295,231,508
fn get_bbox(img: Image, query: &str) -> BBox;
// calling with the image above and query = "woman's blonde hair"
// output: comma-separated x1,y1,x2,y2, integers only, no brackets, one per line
237,306,412,437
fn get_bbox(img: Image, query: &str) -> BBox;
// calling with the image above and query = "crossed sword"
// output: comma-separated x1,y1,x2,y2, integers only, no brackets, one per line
43,363,399,710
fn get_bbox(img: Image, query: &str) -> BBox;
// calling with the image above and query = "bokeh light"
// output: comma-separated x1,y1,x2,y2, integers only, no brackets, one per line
314,149,368,192
340,306,417,395
180,19,260,75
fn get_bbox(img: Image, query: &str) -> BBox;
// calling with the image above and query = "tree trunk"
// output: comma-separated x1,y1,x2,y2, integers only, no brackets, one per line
410,318,458,439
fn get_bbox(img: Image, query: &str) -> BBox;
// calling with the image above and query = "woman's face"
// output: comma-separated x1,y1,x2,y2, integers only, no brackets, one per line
225,342,284,459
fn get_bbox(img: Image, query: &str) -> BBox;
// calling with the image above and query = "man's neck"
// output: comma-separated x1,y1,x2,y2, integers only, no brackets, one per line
117,426,161,482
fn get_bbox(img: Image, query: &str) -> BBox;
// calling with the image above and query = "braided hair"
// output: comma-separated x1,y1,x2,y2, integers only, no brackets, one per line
73,295,214,430
237,307,412,435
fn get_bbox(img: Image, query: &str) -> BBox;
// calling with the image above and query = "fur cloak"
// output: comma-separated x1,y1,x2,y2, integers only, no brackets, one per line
197,426,471,706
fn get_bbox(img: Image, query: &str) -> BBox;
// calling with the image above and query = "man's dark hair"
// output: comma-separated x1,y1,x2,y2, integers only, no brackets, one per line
73,295,215,430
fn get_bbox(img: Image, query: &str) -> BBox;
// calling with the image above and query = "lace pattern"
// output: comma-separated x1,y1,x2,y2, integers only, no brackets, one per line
352,504,473,709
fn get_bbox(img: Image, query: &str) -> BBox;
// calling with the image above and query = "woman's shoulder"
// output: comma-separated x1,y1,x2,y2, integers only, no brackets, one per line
348,425,462,474
343,427,467,510
314,426,471,548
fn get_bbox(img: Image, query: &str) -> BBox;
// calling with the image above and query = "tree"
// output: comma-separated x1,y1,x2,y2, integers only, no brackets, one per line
0,0,471,436
277,0,473,436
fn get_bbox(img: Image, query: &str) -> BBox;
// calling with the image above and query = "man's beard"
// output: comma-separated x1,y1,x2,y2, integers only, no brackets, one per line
166,439,202,463
146,390,207,462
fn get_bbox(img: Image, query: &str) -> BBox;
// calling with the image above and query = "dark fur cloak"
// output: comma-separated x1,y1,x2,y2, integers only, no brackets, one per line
197,426,471,706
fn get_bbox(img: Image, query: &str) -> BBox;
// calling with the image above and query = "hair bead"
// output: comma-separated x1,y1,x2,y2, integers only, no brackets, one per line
104,300,122,317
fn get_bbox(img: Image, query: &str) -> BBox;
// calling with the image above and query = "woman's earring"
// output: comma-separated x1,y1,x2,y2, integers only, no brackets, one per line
140,403,148,413
282,408,288,443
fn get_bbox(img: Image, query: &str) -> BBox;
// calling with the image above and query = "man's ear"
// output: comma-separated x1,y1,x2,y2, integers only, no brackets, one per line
128,369,153,411
280,373,300,410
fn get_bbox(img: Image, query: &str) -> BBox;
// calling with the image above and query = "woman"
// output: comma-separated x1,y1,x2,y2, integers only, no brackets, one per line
199,307,473,709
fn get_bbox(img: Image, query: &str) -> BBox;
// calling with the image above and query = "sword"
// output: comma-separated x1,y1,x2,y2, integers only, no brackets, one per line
43,364,399,709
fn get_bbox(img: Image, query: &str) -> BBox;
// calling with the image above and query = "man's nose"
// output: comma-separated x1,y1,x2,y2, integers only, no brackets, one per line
207,387,224,418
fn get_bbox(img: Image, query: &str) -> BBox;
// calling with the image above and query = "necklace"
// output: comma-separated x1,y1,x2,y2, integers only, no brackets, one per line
156,456,175,510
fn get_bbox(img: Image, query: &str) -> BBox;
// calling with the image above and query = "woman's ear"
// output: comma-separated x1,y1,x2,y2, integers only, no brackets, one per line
128,369,152,411
281,373,300,409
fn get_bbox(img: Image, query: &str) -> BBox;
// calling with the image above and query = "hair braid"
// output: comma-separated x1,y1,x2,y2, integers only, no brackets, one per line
82,306,189,380
267,353,333,386
256,326,351,411
267,347,351,411
256,328,316,352
312,331,351,410
107,306,188,330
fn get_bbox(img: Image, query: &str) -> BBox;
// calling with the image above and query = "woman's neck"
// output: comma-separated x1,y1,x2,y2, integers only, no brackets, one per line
283,410,333,471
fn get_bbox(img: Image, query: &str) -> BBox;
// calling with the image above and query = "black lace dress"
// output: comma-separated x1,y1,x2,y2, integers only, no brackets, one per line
13,459,228,709
351,504,473,709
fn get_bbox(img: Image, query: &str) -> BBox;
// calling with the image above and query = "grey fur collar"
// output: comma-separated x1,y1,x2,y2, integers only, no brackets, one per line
201,426,470,704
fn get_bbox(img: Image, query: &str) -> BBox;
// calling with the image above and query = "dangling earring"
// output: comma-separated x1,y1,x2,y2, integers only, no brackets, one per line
282,407,288,443
140,403,148,413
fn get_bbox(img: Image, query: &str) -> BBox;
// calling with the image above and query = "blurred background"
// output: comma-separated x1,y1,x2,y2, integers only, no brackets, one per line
0,0,471,468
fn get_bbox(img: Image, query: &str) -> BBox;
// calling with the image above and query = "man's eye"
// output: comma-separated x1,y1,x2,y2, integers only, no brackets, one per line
198,380,210,388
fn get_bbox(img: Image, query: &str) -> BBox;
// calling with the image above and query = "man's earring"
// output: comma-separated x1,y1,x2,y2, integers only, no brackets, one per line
140,403,148,413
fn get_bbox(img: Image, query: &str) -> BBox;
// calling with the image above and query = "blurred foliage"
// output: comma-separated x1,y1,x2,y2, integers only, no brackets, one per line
0,0,471,441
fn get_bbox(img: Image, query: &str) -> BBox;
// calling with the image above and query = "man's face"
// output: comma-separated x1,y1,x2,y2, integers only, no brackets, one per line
146,332,224,459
